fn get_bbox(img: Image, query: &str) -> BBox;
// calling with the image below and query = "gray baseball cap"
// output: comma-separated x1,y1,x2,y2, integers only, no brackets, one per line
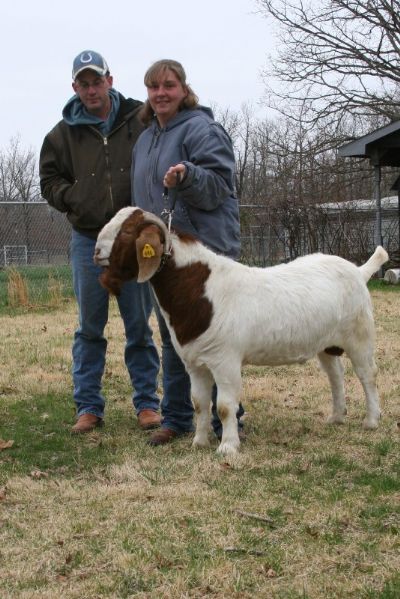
72,50,110,80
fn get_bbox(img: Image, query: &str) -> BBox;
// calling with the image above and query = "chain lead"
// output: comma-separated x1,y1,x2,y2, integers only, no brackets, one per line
161,186,174,233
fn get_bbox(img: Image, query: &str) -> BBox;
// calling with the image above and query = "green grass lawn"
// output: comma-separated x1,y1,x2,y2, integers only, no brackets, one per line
0,290,399,598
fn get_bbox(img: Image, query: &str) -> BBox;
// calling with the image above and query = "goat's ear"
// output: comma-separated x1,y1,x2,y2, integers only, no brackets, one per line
136,228,164,282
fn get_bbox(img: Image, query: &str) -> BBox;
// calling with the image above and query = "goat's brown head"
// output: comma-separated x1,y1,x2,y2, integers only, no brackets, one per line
94,207,168,295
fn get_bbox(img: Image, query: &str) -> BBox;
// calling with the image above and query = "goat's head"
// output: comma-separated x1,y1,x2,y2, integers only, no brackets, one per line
94,207,169,295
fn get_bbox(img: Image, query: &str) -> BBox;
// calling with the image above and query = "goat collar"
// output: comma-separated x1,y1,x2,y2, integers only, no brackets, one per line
155,246,172,275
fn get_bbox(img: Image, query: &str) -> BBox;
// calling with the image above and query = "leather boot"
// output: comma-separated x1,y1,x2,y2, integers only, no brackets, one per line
71,413,103,434
148,428,178,446
137,409,161,430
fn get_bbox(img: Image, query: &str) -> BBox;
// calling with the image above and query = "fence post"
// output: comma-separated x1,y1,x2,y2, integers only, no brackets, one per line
373,165,384,277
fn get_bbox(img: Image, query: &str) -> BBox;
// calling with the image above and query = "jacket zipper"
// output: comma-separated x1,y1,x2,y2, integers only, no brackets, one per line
89,126,114,214
147,128,162,211
103,137,114,212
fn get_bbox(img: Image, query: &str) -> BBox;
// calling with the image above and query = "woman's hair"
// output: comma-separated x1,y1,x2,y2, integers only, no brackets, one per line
139,59,199,126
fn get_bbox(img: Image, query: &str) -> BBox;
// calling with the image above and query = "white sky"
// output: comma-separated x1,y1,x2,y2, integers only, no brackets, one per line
0,0,276,155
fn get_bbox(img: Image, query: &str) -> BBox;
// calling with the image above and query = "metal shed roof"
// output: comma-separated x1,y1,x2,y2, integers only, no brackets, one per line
338,120,400,166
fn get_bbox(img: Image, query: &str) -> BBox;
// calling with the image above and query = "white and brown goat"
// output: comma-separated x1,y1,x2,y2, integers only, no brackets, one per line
94,206,388,455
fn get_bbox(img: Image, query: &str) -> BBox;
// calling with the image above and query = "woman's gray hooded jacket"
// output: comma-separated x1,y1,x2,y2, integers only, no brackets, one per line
131,107,240,259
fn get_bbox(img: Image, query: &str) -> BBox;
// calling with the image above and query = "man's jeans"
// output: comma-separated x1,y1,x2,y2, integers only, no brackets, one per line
152,294,244,435
71,230,160,418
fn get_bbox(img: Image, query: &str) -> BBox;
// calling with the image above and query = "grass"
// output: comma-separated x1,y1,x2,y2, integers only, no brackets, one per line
0,289,399,598
0,265,74,310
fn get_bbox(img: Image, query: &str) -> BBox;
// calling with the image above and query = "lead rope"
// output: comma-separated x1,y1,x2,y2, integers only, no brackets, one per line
160,172,181,233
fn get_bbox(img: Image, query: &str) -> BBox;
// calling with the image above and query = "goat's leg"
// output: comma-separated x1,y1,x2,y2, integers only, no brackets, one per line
213,364,242,456
318,352,347,425
346,342,380,429
190,366,214,448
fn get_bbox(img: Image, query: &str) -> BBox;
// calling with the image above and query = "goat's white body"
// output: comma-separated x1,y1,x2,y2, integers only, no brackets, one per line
160,236,386,454
166,237,375,366
95,207,388,456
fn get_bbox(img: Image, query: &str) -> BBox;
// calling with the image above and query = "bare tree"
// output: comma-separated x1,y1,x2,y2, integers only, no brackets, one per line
0,135,40,202
257,0,400,128
212,103,258,199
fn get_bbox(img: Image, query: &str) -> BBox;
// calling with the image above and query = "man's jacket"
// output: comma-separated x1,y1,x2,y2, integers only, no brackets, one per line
40,94,143,237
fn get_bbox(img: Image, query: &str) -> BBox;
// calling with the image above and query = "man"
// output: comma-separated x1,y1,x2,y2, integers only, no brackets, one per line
40,50,161,433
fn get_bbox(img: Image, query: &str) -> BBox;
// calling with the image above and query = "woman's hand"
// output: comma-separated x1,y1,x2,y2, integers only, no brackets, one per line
163,164,186,188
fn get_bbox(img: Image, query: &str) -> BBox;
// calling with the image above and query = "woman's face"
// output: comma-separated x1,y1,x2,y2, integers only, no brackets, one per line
146,68,188,127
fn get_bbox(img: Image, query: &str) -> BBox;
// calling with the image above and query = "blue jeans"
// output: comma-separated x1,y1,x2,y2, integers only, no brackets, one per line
152,295,244,435
71,230,160,418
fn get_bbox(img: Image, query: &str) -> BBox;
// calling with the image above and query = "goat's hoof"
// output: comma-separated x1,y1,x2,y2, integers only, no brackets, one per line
362,416,380,430
327,414,346,425
192,435,210,449
216,441,239,456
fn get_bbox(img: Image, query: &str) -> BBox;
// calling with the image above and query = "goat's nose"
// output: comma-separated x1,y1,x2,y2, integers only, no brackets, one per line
94,248,102,261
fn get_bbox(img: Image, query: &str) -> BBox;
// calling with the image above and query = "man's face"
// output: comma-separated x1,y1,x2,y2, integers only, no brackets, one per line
72,69,113,116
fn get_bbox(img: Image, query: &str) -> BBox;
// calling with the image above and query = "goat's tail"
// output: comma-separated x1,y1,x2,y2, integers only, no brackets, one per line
359,246,389,282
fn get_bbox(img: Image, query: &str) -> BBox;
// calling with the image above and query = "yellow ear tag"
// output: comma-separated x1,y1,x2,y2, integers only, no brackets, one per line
142,243,156,258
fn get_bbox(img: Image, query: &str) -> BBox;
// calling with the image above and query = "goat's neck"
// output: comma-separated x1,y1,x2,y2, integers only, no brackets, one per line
150,252,213,346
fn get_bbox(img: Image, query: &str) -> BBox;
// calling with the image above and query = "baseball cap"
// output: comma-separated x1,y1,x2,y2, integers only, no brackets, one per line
72,50,110,80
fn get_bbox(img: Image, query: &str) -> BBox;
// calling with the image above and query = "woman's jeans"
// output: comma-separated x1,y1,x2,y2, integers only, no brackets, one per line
71,230,160,418
152,294,244,435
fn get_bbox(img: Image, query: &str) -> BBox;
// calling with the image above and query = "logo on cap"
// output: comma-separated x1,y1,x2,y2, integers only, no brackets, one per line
79,52,94,64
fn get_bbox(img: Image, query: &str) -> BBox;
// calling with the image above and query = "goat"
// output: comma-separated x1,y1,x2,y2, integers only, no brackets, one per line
94,206,388,455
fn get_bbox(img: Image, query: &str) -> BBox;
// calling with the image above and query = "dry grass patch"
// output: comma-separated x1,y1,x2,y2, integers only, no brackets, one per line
0,289,399,598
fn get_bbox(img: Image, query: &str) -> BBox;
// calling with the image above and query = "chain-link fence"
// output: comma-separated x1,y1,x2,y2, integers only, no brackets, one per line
0,201,71,266
1,199,399,308
0,202,72,307
239,196,400,267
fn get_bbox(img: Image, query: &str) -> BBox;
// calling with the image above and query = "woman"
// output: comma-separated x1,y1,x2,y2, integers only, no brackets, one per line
131,59,243,445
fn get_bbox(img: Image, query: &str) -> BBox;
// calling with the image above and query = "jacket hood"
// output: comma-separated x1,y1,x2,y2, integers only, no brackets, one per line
62,88,121,126
62,91,142,131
